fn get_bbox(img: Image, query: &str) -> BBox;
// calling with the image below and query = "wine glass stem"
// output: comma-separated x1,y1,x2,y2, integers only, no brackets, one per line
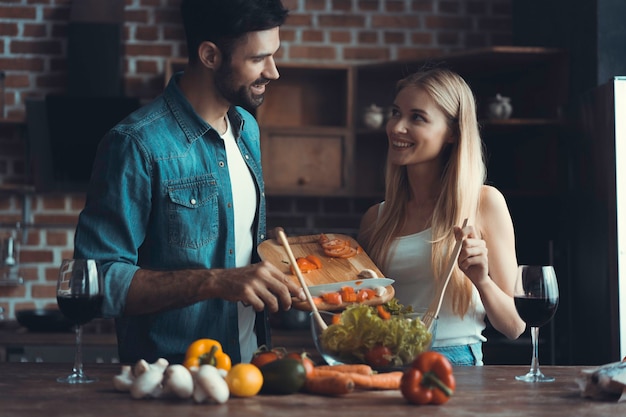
529,326,541,375
73,324,84,378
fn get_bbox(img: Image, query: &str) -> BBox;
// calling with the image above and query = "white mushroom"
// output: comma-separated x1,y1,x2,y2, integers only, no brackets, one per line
357,269,379,278
113,365,134,392
130,358,169,399
162,364,194,399
192,364,229,404
374,285,387,297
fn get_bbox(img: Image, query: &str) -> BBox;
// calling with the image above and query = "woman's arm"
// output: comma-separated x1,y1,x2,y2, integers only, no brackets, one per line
458,185,526,339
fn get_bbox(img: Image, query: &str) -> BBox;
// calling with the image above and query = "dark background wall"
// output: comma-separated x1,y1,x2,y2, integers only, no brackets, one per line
513,0,626,364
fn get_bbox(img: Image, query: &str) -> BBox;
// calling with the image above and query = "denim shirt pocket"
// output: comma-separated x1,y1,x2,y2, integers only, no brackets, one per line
166,175,219,249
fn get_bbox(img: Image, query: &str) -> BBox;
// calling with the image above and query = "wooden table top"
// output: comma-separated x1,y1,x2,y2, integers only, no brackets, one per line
0,362,622,417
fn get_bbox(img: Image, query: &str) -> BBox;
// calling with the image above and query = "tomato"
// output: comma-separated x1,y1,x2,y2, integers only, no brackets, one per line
318,234,359,259
364,345,393,368
286,352,316,379
250,346,286,368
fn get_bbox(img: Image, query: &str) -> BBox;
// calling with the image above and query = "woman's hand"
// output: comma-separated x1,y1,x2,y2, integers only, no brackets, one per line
454,225,490,288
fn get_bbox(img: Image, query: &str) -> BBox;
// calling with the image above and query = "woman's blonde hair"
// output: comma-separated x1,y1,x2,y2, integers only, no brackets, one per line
367,68,486,316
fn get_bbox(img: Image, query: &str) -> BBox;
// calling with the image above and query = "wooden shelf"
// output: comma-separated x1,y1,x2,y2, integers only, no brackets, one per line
0,184,35,193
480,118,566,127
0,117,26,126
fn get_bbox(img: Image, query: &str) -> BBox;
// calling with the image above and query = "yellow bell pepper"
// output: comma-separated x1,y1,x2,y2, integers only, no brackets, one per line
183,339,232,371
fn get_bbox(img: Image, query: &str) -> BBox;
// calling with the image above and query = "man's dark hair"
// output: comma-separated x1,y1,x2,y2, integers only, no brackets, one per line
181,0,289,64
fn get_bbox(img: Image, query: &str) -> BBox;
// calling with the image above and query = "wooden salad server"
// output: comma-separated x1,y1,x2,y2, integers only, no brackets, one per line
422,218,469,332
274,227,328,331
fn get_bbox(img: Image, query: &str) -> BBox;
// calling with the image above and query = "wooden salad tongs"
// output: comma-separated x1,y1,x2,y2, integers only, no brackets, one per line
274,227,328,331
422,218,469,332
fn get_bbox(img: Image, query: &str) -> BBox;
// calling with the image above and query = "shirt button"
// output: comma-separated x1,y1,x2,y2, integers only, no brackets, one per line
244,155,249,160
227,202,232,208
260,234,265,240
229,249,233,255
190,198,197,205
219,161,225,167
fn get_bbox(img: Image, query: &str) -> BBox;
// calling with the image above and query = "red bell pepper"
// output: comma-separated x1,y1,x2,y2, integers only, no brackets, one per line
400,351,456,405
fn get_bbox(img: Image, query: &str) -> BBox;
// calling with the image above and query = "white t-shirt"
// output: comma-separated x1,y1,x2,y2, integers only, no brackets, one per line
221,117,258,362
378,203,486,347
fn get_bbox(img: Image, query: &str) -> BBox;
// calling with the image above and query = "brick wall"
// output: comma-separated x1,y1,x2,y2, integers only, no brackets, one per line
0,0,512,318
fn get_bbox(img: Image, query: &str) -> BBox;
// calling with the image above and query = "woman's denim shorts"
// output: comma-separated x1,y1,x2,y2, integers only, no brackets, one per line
432,342,483,366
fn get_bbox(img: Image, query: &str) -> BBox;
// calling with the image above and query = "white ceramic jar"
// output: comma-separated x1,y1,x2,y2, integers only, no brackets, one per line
487,94,513,120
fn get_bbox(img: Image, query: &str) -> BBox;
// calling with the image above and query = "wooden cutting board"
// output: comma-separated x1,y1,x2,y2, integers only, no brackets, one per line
257,233,395,311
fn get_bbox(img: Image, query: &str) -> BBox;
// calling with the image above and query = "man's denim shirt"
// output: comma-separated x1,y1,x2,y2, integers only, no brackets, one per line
74,73,269,364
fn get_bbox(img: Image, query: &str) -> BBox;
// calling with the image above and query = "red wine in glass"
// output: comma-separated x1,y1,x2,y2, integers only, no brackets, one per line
514,265,559,382
56,296,103,326
514,297,558,328
56,259,103,384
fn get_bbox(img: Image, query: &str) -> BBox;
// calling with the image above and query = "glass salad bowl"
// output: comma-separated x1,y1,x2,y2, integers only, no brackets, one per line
311,304,437,371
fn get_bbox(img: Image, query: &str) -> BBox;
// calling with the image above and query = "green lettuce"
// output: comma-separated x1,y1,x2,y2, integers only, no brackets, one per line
319,303,432,367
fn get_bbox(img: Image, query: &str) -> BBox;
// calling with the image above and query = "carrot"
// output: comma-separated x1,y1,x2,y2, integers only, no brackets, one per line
331,313,342,325
315,364,373,375
304,373,355,396
321,292,343,305
340,286,357,303
356,288,376,302
377,305,391,320
349,371,403,390
312,368,402,390
290,257,318,274
305,254,323,269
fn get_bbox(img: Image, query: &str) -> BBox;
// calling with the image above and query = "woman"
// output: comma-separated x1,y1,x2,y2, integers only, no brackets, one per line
358,68,526,366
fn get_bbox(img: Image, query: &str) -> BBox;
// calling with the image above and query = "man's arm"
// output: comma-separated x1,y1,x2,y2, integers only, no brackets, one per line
124,261,306,315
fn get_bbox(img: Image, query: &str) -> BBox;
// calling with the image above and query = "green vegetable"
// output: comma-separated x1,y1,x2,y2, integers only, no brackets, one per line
259,358,307,395
320,303,432,367
383,298,414,315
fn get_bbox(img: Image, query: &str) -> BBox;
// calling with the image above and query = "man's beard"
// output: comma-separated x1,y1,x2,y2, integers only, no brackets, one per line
214,63,266,110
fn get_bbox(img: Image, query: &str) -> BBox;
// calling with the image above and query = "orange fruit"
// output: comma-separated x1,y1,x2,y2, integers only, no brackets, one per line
224,363,264,397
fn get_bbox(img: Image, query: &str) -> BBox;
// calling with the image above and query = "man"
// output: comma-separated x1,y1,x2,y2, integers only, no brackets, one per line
73,0,305,365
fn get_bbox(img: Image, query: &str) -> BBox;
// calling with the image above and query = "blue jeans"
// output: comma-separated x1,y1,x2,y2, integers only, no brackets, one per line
432,342,483,366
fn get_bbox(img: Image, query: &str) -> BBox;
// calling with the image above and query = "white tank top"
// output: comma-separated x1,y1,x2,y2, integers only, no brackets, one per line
222,116,258,362
378,204,486,347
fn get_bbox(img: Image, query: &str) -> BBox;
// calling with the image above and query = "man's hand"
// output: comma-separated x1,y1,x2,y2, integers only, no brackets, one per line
210,260,306,312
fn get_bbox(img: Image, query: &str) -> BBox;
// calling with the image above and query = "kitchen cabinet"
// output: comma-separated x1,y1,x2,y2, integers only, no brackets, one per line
256,64,356,195
259,47,568,199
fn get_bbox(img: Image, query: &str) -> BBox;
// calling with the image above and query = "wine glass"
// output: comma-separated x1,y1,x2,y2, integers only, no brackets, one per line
56,259,104,383
513,265,559,382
